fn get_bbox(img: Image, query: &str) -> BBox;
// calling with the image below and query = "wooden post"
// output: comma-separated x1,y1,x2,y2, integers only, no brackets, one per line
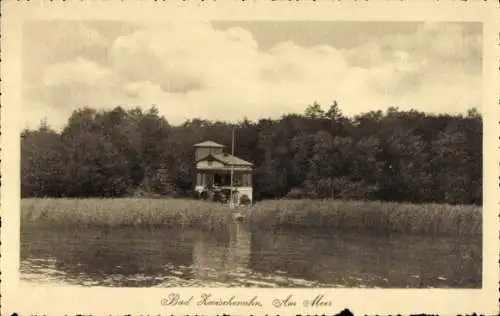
230,127,235,208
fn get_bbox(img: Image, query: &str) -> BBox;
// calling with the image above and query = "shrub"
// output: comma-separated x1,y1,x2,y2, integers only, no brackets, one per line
286,187,305,199
200,190,209,200
240,194,252,205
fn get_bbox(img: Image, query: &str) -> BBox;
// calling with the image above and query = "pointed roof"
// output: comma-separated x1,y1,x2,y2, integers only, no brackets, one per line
212,153,253,166
193,140,226,148
197,153,253,167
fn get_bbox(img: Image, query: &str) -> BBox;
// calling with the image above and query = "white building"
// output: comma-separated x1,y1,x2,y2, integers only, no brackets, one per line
193,140,253,204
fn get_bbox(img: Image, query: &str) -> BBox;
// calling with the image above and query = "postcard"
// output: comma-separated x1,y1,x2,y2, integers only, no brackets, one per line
1,1,499,315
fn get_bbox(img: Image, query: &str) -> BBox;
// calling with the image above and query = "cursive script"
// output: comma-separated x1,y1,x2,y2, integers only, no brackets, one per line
272,295,297,308
161,293,194,306
197,293,262,307
303,294,333,307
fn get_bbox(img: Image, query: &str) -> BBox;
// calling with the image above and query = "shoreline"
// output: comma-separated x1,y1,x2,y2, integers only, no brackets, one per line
21,198,482,237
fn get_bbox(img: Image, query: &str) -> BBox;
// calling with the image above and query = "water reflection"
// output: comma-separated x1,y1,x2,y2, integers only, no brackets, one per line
192,223,252,282
21,226,197,286
250,230,481,288
20,223,481,288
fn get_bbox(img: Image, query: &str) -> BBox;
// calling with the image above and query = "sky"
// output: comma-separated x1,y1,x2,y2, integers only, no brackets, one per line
22,21,482,130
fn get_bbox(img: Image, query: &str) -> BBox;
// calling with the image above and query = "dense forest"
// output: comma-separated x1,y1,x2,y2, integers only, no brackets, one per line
21,102,482,205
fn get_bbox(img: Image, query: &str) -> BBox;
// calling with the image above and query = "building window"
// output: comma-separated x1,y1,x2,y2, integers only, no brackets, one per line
206,174,214,186
214,174,230,186
234,174,242,186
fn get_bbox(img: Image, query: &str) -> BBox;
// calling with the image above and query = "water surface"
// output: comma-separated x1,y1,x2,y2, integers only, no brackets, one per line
21,223,481,288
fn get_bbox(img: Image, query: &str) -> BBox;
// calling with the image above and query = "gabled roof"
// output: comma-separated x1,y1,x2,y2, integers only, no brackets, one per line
212,153,253,166
193,140,226,148
197,153,253,167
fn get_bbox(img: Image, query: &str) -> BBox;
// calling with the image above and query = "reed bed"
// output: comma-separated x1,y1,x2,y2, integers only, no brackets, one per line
21,198,482,236
21,198,233,231
247,199,482,237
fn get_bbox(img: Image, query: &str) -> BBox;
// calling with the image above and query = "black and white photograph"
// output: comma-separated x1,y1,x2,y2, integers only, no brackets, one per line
1,1,499,315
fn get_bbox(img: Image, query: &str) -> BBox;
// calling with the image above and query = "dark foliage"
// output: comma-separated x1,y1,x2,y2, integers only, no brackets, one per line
21,103,482,205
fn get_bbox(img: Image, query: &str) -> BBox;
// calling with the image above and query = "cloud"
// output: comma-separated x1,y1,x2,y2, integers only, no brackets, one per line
23,21,110,84
22,21,482,130
43,57,113,87
109,22,261,90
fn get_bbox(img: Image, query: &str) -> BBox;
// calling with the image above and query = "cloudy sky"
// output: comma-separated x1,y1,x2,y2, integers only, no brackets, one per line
23,21,482,130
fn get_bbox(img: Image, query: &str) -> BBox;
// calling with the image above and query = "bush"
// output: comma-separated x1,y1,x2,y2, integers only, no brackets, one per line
286,187,305,199
240,194,252,205
200,190,209,200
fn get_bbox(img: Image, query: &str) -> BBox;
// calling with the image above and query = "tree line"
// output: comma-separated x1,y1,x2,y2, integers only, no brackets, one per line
21,102,482,205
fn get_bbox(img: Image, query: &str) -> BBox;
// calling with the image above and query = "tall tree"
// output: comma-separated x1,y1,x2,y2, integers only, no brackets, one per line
20,103,482,205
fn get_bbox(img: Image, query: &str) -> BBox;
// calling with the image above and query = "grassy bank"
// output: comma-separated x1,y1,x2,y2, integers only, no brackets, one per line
21,198,482,236
247,199,481,237
21,198,233,231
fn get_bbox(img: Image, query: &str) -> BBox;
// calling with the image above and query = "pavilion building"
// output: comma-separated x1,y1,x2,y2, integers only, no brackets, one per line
193,140,253,204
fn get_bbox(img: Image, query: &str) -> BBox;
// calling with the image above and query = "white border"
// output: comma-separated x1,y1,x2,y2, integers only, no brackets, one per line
1,1,499,315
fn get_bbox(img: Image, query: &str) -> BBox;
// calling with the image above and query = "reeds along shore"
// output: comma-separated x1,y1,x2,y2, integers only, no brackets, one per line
21,198,482,237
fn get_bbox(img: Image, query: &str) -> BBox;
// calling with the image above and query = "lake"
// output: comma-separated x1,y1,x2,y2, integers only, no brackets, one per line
20,223,481,288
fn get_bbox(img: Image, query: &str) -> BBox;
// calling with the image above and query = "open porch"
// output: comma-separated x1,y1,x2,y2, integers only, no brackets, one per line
195,170,252,188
